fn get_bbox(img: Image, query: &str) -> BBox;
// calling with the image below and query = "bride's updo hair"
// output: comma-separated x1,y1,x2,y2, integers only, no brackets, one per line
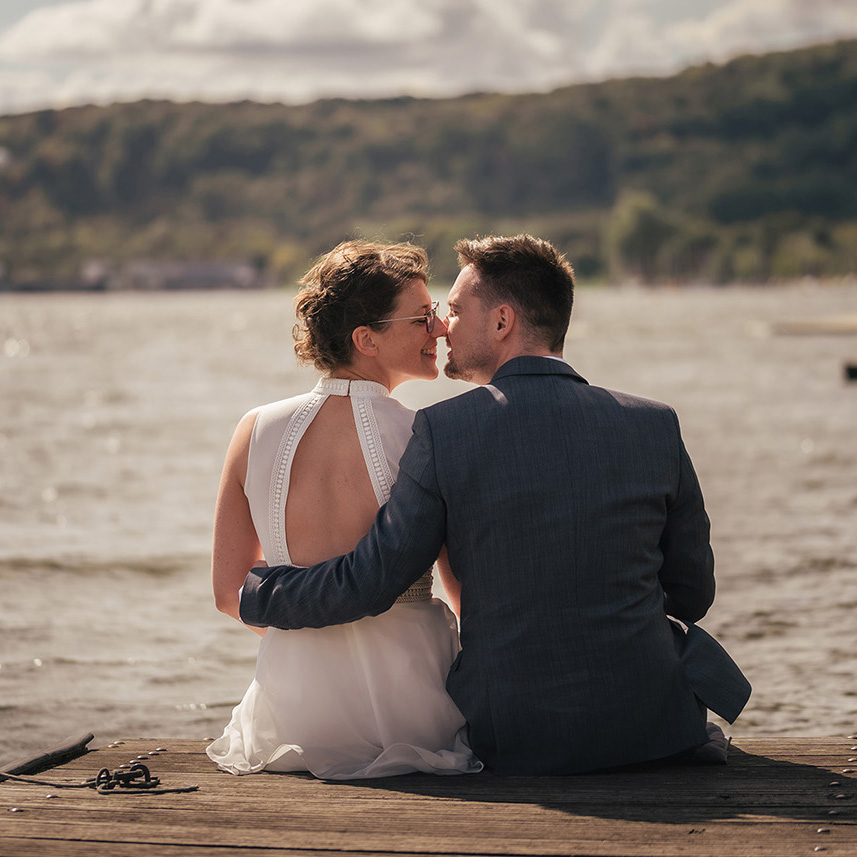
293,240,429,372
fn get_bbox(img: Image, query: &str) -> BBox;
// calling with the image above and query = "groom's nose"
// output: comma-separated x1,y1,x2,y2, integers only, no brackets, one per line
431,316,448,337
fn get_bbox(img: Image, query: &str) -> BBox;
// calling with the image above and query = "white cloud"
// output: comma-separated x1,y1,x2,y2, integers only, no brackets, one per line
667,0,857,61
586,0,857,80
0,0,450,57
586,11,667,80
0,67,63,116
0,0,855,115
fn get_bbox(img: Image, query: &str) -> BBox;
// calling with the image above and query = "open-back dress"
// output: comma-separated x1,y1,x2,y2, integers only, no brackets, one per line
206,378,481,779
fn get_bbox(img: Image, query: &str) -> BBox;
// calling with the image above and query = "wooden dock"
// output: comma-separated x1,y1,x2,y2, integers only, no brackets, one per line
1,736,855,856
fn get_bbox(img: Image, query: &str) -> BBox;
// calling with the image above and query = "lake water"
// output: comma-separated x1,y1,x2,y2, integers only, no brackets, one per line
1,283,855,767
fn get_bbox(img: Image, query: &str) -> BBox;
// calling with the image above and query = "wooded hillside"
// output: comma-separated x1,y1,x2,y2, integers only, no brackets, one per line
1,38,855,286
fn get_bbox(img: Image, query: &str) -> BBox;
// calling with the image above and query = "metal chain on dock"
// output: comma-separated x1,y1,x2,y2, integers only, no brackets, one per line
1,762,198,795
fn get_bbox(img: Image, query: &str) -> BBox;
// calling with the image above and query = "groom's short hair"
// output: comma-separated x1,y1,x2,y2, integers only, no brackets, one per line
454,234,574,352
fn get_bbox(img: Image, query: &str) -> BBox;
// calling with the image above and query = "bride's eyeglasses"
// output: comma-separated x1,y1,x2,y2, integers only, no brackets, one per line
368,301,440,334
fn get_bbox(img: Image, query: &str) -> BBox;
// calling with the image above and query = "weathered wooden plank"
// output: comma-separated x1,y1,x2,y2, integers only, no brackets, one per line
0,843,317,857
46,739,857,776
3,784,852,817
0,733,94,780
4,781,852,811
3,799,853,854
1,736,854,857
1,821,853,857
10,761,855,793
2,799,853,843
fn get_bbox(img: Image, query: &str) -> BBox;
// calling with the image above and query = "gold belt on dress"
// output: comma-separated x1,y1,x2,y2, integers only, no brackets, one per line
394,569,433,603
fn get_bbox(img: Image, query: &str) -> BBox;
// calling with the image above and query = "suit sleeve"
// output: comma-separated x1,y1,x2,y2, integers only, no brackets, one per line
239,410,447,629
658,410,715,623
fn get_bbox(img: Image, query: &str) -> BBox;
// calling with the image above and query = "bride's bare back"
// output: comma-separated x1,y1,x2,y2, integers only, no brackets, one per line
285,397,380,567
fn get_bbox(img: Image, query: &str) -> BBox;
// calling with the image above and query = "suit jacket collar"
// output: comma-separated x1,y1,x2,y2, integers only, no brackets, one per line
490,355,588,385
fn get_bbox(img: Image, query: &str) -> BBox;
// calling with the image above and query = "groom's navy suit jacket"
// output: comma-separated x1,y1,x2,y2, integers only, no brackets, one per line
241,356,750,775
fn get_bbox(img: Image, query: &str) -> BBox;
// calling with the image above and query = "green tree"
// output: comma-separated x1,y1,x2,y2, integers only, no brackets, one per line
605,192,678,282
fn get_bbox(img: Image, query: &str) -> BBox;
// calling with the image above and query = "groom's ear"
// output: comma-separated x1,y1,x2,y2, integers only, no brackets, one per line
494,304,515,340
352,326,379,356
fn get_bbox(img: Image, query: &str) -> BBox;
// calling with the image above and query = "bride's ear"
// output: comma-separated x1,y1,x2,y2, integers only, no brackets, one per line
352,326,379,357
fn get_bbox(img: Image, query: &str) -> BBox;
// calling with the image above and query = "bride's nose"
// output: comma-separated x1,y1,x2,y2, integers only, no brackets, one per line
431,317,448,338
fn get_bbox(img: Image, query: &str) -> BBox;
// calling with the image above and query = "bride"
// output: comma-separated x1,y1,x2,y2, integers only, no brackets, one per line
206,240,481,779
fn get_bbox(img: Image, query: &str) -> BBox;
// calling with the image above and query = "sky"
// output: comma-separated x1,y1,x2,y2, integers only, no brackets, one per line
0,0,856,116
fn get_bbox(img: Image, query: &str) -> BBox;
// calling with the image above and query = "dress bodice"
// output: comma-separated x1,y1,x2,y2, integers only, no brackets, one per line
244,378,433,604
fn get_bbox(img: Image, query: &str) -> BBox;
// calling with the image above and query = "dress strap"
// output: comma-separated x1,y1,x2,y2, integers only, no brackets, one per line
267,392,326,565
353,396,394,506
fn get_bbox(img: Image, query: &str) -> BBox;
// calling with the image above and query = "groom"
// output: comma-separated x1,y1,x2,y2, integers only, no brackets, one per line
240,234,751,775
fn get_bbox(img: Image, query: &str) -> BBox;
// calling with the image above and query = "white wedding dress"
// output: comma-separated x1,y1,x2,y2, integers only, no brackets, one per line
206,378,481,779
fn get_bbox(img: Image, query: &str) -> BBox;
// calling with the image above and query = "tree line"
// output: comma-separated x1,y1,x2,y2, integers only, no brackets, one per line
1,38,855,287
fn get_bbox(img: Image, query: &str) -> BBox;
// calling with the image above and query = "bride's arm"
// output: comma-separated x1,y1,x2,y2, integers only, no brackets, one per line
436,545,460,618
212,410,266,636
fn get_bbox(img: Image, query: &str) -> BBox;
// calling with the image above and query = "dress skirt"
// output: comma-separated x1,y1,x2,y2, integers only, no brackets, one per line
206,598,481,779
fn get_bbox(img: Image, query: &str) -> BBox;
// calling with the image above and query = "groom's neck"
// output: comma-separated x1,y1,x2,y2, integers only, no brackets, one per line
480,347,564,384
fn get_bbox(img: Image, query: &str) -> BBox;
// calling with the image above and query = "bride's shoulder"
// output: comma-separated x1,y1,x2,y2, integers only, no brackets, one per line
260,388,319,411
379,393,415,416
370,396,417,449
245,390,318,432
374,394,416,427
